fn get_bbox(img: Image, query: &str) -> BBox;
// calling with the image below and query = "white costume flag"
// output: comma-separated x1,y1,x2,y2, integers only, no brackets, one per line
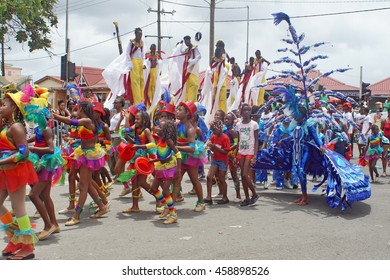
199,63,228,125
168,43,186,106
102,52,133,109
227,76,239,112
244,65,268,105
145,59,163,114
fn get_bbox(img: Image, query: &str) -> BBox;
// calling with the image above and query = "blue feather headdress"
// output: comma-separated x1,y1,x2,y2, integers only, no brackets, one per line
271,12,350,119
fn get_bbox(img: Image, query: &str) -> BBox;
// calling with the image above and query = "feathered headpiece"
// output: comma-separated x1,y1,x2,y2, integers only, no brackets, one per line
271,12,350,119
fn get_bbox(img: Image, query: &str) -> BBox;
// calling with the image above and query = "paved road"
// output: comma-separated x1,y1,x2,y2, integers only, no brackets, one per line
1,149,390,260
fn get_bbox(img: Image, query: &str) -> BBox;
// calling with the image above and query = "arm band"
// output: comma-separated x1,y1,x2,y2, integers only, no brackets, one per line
175,151,182,159
70,119,79,126
146,142,157,149
12,144,27,163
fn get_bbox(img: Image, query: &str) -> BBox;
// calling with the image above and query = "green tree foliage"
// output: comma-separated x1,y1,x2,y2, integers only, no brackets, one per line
0,0,58,52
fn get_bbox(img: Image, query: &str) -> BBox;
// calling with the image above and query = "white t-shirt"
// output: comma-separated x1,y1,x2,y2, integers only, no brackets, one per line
109,112,125,137
359,114,373,144
236,120,259,155
343,111,354,134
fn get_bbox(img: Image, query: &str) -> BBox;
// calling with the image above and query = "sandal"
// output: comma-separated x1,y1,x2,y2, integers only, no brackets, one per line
90,208,109,219
159,208,169,219
175,195,184,202
65,217,80,226
7,244,34,260
188,189,196,195
2,242,22,256
163,215,178,225
38,225,57,240
204,199,213,205
122,208,140,213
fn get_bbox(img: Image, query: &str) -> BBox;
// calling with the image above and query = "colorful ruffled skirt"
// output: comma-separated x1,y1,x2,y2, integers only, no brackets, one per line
181,140,208,168
30,147,65,185
72,143,106,171
154,156,177,180
365,146,383,161
0,161,38,193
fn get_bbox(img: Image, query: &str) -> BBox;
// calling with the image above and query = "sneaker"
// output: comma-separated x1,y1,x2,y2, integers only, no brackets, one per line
284,180,293,189
233,197,242,203
276,186,283,190
119,187,131,197
194,203,206,212
264,182,269,189
240,199,250,207
270,181,276,186
293,184,299,190
249,194,259,205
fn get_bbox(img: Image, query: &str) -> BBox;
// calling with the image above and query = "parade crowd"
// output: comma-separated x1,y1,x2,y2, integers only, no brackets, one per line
0,25,385,260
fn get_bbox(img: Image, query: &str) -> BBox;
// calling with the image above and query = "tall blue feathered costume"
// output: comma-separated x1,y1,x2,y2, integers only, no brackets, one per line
253,13,370,210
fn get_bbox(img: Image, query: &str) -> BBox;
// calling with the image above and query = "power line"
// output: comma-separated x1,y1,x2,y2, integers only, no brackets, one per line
224,0,390,3
55,0,111,14
161,0,248,9
161,6,390,23
7,21,157,62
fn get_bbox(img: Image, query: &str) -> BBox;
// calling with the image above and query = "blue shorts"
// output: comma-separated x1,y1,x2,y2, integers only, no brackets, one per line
210,159,228,171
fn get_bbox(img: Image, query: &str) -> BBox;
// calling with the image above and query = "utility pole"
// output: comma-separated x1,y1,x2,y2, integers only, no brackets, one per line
246,5,249,63
1,33,4,77
146,0,175,52
65,0,70,86
359,66,362,101
209,0,215,65
113,22,123,55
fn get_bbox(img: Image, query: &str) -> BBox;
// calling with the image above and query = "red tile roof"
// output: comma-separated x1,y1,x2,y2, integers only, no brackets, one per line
264,69,358,91
35,75,63,85
198,69,358,92
368,77,390,95
75,66,107,87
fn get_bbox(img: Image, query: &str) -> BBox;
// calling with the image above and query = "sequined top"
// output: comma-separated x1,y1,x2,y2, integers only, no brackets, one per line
34,127,48,148
177,123,188,144
78,126,96,140
156,139,172,161
0,127,16,152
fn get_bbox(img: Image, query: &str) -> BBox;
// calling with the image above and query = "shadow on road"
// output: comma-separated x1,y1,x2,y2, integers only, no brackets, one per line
258,191,371,220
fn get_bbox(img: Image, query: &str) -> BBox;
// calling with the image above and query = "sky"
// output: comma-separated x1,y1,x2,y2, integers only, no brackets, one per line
4,0,390,88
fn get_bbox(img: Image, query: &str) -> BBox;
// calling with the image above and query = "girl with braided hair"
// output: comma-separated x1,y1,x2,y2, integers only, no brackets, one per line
120,110,156,213
134,120,181,224
52,100,109,226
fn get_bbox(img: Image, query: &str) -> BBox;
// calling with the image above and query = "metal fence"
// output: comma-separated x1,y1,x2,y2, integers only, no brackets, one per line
53,120,69,147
